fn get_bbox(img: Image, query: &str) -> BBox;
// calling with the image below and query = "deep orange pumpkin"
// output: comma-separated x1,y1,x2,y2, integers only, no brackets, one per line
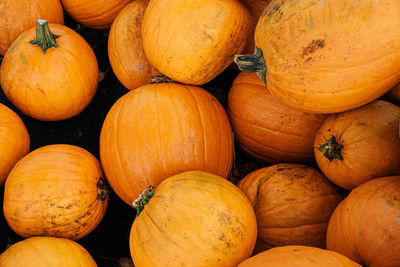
0,104,30,186
314,100,400,190
0,20,98,121
0,0,64,55
327,176,400,267
100,82,234,205
3,144,109,240
228,72,327,163
108,0,159,90
238,164,343,249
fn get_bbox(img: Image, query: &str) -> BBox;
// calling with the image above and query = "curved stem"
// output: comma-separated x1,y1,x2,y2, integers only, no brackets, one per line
318,136,344,161
29,19,59,53
234,46,267,84
132,186,155,218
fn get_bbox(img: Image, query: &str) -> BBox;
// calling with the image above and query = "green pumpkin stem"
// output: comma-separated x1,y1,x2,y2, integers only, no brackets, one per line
319,136,344,161
132,185,155,218
29,19,59,53
96,177,110,203
234,46,267,84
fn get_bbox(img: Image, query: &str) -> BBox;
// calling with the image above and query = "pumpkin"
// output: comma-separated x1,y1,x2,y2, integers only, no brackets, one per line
237,245,361,267
0,236,97,266
0,104,30,186
108,0,159,90
327,176,400,267
100,82,233,205
314,100,400,190
238,163,343,249
227,72,327,163
130,171,257,267
0,0,64,55
60,0,132,30
3,144,109,240
386,82,400,105
235,0,400,113
142,0,252,85
0,19,98,121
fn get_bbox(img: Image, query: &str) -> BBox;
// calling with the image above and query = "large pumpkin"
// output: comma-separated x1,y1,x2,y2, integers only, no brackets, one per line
0,104,30,186
237,245,361,267
3,144,109,240
228,72,327,163
108,0,159,90
60,0,132,30
238,164,343,249
235,0,400,113
142,0,252,85
314,100,400,190
0,236,97,266
130,171,257,267
100,82,233,205
0,0,64,55
0,19,98,121
327,176,400,267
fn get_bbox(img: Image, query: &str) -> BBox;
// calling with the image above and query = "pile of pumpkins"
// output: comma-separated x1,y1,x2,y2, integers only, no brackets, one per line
0,0,400,266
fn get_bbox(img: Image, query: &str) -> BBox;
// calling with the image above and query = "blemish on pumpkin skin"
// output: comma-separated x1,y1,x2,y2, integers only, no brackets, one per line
302,39,325,57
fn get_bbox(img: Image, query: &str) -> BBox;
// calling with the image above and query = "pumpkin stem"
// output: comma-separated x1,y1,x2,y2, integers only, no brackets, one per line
29,19,60,53
234,46,267,84
150,74,175,84
97,177,110,203
318,136,344,161
132,186,155,218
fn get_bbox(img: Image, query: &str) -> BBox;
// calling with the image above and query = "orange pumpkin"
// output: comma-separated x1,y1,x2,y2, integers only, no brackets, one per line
0,236,97,266
60,0,132,30
314,100,400,190
108,0,159,90
0,104,30,186
130,171,257,267
100,82,234,205
228,72,327,163
0,0,64,55
327,176,400,267
3,144,109,240
235,0,400,113
0,19,98,121
238,164,343,249
142,0,252,85
237,245,361,267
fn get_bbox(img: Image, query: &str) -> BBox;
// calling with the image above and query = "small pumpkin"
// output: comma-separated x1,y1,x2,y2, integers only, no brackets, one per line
130,171,257,267
100,82,233,205
108,0,159,90
238,164,343,249
235,0,400,113
0,104,30,186
237,245,361,267
142,0,252,85
327,176,400,267
60,0,132,30
228,72,327,163
0,0,64,55
314,100,400,190
0,236,97,266
0,19,99,121
3,144,109,240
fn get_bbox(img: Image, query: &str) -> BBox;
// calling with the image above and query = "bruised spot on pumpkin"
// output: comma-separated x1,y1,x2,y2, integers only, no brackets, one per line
266,2,284,17
302,39,325,57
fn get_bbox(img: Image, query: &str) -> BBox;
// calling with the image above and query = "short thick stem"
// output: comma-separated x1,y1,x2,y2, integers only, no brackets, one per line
234,46,267,84
319,136,344,161
29,19,59,53
132,186,155,217
97,177,109,203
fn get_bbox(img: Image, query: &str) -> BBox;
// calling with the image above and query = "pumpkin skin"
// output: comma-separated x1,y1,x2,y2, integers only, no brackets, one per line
100,83,233,205
142,0,252,85
0,21,98,121
108,0,159,90
314,100,400,190
0,236,97,266
238,164,343,249
250,0,400,113
130,171,257,267
3,144,109,240
0,104,30,186
60,0,132,30
237,245,361,267
228,72,327,163
326,176,400,267
0,0,64,55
